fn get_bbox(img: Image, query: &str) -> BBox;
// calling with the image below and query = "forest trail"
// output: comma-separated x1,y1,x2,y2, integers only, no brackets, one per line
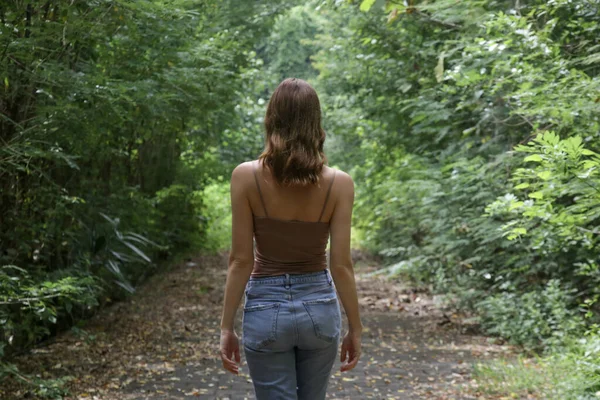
6,254,510,400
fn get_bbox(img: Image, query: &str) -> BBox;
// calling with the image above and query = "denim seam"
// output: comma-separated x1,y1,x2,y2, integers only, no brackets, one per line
303,297,337,305
290,289,300,346
271,304,280,347
244,303,279,312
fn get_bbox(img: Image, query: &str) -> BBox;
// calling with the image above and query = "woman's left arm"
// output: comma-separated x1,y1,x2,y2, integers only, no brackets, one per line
220,162,255,374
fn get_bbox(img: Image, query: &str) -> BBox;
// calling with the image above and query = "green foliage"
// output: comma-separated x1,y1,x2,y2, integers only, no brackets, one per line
1,0,599,395
0,0,297,395
309,0,600,351
263,5,325,81
0,264,97,398
474,332,600,399
152,185,205,252
477,279,584,349
92,212,162,294
0,266,100,350
484,132,600,339
199,181,232,252
0,361,72,400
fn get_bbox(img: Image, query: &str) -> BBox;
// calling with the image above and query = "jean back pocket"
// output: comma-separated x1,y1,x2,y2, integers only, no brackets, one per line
242,303,280,350
302,297,341,343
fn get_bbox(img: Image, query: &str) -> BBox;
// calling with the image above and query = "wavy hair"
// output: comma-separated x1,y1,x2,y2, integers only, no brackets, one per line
259,78,327,186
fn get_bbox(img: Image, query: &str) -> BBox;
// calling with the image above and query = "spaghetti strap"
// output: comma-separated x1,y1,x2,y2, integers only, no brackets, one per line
253,160,269,217
318,169,336,222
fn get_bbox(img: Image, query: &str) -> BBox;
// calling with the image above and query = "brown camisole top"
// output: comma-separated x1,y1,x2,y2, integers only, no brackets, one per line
252,162,336,277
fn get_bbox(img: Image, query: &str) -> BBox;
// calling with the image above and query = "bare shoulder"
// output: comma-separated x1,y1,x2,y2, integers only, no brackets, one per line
232,160,255,175
328,167,354,195
232,160,255,178
230,160,256,190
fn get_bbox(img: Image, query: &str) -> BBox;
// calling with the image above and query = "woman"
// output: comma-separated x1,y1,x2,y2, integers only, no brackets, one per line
219,78,362,400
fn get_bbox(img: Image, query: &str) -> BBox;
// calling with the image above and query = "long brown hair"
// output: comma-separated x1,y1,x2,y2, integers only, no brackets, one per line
259,78,327,186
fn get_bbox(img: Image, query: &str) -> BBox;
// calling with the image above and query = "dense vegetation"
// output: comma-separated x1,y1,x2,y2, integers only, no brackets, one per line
1,0,599,397
316,0,600,349
0,0,291,394
310,0,600,397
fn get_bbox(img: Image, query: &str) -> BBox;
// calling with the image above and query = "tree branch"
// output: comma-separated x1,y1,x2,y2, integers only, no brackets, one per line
0,293,63,305
414,10,461,30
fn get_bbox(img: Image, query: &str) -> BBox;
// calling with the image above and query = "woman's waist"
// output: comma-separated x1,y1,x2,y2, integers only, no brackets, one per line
253,251,327,266
245,269,336,303
248,268,331,285
252,257,327,277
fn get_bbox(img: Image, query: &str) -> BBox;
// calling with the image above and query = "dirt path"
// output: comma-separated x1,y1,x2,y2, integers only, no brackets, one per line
3,254,511,399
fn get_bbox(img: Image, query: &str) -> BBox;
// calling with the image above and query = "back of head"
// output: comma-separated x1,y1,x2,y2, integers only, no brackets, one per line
260,78,327,186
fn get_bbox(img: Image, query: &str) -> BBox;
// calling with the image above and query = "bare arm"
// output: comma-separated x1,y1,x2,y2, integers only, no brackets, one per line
219,162,254,374
220,162,255,332
329,171,362,333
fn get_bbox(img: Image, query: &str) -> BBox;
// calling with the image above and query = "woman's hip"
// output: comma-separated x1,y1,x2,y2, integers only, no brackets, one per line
242,270,341,351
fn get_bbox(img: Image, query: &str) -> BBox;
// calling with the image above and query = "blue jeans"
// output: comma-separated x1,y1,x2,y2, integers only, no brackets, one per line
242,270,341,400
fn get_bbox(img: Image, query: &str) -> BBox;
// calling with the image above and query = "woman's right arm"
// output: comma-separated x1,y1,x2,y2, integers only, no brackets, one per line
329,170,362,371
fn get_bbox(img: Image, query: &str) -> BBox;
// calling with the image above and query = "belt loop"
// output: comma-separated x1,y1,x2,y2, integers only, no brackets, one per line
284,273,291,288
326,269,332,285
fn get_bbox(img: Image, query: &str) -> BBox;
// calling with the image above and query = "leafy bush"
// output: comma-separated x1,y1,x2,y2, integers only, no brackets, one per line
153,184,205,253
199,181,232,252
477,280,584,349
0,266,100,353
474,331,600,399
0,0,295,395
309,0,600,350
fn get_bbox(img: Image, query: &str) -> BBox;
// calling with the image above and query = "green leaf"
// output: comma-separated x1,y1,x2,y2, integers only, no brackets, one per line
122,241,151,263
509,201,524,210
514,183,530,189
536,170,551,180
542,131,560,145
400,83,412,93
582,160,598,169
528,191,544,199
582,149,597,156
360,0,376,12
513,227,527,235
410,114,427,125
524,154,543,162
507,227,527,240
566,136,582,153
434,52,445,83
114,280,135,294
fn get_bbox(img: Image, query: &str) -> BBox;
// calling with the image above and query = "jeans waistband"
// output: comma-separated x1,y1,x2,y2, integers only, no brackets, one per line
248,269,332,286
